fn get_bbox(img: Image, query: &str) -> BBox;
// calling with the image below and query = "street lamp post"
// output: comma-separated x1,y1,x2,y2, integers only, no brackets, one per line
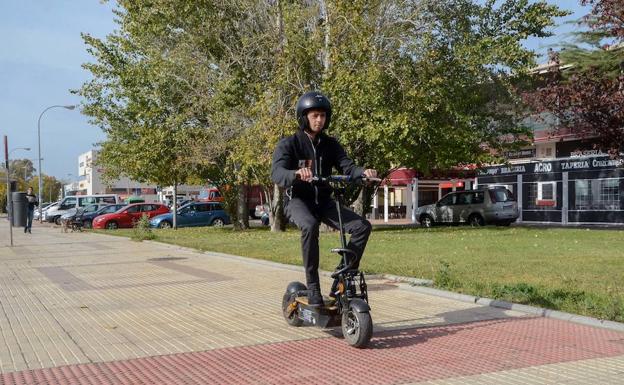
37,105,76,221
3,138,31,247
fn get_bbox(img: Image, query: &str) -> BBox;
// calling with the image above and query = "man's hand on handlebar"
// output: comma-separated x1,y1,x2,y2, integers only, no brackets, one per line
295,167,313,182
297,168,380,184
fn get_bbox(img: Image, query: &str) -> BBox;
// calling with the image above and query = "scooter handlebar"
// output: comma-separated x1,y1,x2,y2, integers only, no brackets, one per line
311,175,382,184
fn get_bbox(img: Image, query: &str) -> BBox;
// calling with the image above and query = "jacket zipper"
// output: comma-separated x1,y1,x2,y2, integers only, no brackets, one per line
306,135,320,205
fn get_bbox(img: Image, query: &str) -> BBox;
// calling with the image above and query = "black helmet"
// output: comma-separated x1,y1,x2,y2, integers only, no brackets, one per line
296,91,332,131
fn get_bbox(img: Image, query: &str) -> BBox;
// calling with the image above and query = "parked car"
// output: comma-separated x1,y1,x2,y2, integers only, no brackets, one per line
254,204,269,219
45,194,121,225
92,203,169,229
415,187,518,228
34,201,58,220
58,208,82,231
150,202,230,228
80,204,127,229
198,187,224,203
260,211,270,226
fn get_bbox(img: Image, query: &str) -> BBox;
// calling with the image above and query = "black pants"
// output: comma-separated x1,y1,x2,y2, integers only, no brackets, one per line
286,197,372,292
25,208,34,232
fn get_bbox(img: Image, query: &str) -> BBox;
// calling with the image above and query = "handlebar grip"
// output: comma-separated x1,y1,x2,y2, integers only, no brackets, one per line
311,175,351,183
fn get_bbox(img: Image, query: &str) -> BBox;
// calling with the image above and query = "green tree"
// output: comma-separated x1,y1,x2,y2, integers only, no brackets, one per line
78,0,565,230
76,2,225,228
522,0,624,152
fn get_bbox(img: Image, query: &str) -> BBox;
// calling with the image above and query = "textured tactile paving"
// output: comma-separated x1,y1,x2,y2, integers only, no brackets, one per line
2,317,624,385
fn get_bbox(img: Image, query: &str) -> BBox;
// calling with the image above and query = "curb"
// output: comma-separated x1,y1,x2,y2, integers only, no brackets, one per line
144,239,624,333
398,284,624,333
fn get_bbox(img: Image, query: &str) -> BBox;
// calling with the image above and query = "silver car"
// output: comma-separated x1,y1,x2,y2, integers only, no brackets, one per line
416,187,518,227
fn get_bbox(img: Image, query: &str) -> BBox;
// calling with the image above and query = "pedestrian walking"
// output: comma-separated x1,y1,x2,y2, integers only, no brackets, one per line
25,187,38,234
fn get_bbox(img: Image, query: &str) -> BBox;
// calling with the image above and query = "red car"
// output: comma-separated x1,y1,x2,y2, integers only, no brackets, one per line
92,203,170,229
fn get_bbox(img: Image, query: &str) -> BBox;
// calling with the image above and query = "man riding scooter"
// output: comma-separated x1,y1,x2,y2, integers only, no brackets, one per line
271,91,377,307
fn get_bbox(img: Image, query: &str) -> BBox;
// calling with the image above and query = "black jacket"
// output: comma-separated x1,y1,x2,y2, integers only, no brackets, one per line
271,130,364,203
26,193,38,211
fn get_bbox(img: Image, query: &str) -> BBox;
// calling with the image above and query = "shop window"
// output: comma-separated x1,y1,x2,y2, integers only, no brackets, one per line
526,182,557,209
536,182,556,206
575,180,591,210
601,179,620,210
574,179,621,210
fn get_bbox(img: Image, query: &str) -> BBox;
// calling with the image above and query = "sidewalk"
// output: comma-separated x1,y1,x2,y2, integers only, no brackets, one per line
0,221,623,384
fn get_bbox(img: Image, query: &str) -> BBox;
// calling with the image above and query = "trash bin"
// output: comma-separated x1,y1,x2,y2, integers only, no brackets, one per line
11,192,27,228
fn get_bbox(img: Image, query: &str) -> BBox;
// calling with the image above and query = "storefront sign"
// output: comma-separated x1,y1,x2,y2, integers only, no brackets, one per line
478,155,623,176
570,149,605,158
503,149,536,159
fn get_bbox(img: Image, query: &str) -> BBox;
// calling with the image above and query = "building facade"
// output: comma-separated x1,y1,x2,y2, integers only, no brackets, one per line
477,153,623,226
66,150,159,200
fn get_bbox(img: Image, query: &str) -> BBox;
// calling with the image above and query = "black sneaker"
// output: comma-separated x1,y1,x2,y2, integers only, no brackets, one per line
308,289,324,307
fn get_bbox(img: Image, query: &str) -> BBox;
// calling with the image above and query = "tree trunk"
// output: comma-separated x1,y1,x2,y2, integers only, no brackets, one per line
270,183,286,232
229,184,241,231
238,184,249,229
352,185,372,218
318,0,331,76
172,181,178,229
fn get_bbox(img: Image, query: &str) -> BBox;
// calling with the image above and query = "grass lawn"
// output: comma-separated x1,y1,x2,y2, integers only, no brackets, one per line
106,225,624,322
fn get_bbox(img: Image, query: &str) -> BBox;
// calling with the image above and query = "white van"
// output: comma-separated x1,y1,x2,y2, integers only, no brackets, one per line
44,194,121,225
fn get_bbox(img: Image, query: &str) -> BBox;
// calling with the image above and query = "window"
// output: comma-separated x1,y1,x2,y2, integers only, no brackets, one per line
600,179,620,210
61,197,77,209
141,204,158,212
456,193,472,205
526,183,556,210
534,182,556,207
196,204,211,212
473,192,485,204
438,194,456,206
574,179,620,210
211,203,224,211
96,196,117,204
539,183,554,200
78,197,96,207
103,205,119,214
83,205,98,213
574,180,591,210
489,188,516,203
126,205,141,213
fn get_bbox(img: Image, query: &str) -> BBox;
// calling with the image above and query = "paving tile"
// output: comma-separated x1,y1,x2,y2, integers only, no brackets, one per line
0,221,623,385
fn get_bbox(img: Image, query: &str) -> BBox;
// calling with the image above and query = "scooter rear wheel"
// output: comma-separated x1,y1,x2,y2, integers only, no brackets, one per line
282,282,306,327
341,308,372,348
282,292,303,327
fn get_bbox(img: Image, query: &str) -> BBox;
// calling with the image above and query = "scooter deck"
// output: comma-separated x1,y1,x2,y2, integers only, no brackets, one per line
295,296,338,311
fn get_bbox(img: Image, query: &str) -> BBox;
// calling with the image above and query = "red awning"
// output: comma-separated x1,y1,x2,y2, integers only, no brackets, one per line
383,168,417,186
382,167,477,186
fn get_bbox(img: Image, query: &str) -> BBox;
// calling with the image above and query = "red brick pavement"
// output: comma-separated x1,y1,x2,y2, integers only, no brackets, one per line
2,317,624,385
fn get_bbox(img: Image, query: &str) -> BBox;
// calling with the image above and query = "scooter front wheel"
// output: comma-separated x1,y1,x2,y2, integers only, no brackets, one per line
341,308,373,348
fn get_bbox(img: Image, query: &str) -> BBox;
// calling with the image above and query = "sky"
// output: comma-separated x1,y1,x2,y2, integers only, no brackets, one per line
0,1,590,181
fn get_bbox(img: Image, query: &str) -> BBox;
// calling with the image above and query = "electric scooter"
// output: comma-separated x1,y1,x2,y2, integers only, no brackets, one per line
281,175,381,348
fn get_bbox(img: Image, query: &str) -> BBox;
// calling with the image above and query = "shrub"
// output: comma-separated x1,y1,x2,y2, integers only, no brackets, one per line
132,214,156,241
